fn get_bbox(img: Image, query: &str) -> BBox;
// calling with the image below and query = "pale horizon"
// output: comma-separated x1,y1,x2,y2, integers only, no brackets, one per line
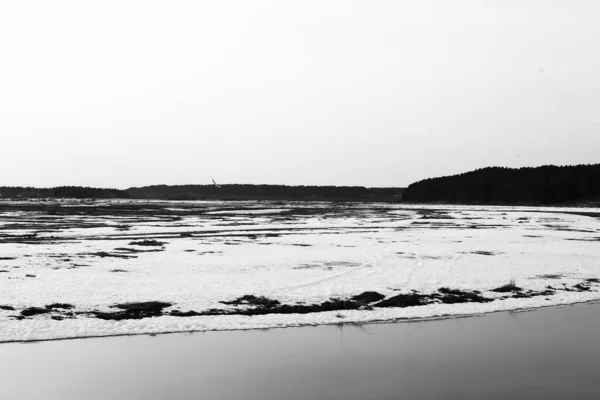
2,0,599,189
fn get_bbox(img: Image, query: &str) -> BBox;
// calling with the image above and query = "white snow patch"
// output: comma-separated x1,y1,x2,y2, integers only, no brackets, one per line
1,200,600,342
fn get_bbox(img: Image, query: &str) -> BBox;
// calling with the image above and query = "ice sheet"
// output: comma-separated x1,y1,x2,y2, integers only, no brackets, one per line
1,200,599,342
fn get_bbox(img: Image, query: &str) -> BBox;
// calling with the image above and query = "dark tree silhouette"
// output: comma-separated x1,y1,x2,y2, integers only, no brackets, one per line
0,185,404,202
403,164,600,204
0,186,129,199
127,184,404,202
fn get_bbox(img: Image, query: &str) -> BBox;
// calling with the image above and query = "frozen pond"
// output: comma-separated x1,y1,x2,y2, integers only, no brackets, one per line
1,302,599,399
1,199,600,342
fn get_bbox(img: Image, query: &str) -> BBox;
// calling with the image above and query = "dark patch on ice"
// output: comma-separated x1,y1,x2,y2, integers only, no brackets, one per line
324,261,361,267
293,263,331,270
0,305,15,311
511,288,557,298
436,288,492,304
114,247,164,254
471,251,496,256
92,301,172,320
220,295,281,309
374,293,429,308
422,255,443,260
536,274,564,279
8,277,600,322
0,257,16,260
21,307,51,317
242,298,362,315
170,310,202,317
494,280,595,299
185,293,387,317
89,251,136,259
68,263,90,269
351,291,385,304
128,240,166,246
46,303,74,310
491,283,522,293
565,237,600,242
573,283,591,291
111,269,128,272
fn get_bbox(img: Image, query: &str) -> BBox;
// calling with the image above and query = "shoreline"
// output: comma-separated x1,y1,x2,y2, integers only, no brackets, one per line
4,298,600,346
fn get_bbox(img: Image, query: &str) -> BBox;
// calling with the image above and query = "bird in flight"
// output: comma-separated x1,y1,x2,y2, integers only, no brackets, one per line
212,178,222,188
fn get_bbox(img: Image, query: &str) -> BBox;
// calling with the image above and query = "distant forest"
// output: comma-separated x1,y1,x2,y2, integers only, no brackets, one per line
5,163,599,204
0,185,404,202
0,186,130,199
403,164,600,204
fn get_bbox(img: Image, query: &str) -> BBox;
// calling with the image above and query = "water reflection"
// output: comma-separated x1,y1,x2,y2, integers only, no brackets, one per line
335,322,371,349
1,303,600,399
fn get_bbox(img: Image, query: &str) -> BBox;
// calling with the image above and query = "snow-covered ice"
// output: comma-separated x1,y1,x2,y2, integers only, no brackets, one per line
1,199,599,342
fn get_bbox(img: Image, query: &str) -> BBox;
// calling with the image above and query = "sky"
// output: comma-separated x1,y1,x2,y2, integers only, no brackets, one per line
1,0,599,189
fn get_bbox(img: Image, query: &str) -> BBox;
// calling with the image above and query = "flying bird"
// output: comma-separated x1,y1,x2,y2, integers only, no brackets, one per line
212,179,222,188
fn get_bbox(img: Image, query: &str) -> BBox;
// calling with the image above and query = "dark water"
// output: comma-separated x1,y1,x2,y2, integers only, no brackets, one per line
1,303,600,400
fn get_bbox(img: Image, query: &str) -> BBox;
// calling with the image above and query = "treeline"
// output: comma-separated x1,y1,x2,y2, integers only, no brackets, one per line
0,185,404,202
51,186,130,198
0,186,130,199
403,164,600,204
128,184,404,202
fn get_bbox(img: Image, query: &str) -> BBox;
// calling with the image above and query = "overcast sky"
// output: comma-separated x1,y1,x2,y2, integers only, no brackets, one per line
1,1,599,188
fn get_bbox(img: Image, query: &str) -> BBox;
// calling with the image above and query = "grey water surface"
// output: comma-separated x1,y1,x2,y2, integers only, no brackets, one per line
1,303,600,400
